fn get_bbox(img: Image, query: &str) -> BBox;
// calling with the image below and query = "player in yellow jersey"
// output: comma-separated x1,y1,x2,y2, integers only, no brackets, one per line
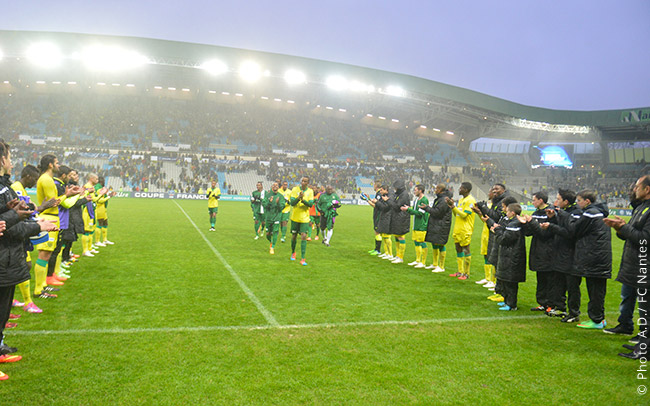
34,154,82,298
206,180,221,231
94,176,116,246
446,182,476,280
475,187,496,288
289,176,314,266
279,180,292,243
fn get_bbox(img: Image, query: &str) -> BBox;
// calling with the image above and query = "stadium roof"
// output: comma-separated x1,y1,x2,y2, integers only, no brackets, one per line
1,30,648,142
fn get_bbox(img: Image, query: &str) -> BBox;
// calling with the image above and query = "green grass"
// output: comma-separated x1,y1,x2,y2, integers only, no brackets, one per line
1,199,642,405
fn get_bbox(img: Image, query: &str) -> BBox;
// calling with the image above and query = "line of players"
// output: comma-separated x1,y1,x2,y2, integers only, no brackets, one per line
365,177,649,359
206,177,341,266
1,147,117,380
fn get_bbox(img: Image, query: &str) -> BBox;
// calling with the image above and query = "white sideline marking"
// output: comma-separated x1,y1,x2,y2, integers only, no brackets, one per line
12,314,544,336
174,201,279,327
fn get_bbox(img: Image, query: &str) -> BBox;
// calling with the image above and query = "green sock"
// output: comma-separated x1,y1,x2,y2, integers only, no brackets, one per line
266,232,272,243
291,238,297,253
281,225,286,238
301,240,307,259
272,232,278,248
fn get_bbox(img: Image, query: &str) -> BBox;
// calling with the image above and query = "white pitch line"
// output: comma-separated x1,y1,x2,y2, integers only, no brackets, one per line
12,314,544,337
174,201,279,327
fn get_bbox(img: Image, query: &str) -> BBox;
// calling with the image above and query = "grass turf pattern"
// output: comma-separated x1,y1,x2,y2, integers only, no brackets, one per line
2,199,640,404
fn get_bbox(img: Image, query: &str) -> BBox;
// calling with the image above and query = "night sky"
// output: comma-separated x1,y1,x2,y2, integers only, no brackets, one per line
3,0,649,111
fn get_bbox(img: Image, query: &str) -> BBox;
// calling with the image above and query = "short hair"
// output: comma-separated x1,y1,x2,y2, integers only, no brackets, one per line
501,196,518,208
533,191,548,203
415,184,425,193
0,140,9,158
21,165,39,179
436,183,447,191
59,165,72,176
494,183,506,191
461,182,472,192
557,188,576,205
577,189,597,203
507,203,522,215
640,175,650,189
87,172,97,181
39,154,57,174
302,176,310,182
380,185,389,191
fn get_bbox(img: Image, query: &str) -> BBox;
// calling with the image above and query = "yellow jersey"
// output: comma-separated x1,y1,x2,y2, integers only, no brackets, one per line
207,187,221,208
280,187,292,214
37,173,60,216
289,186,314,223
452,194,476,236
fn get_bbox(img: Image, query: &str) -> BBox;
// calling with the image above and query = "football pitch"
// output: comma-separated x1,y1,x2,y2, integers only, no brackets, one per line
3,199,641,404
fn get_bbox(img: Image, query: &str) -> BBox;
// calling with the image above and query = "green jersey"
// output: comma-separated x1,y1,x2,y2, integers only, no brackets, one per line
406,195,429,231
317,193,341,219
262,191,286,223
251,190,265,215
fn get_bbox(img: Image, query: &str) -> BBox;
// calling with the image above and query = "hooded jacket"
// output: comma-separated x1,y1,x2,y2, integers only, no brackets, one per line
615,199,650,288
526,204,556,273
424,189,453,245
374,191,393,235
545,204,582,275
569,202,612,278
0,174,42,287
493,217,527,283
387,180,410,236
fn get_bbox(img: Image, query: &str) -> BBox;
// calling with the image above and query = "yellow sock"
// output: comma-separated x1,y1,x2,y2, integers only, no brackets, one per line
94,228,101,244
439,250,447,270
484,264,491,280
54,253,62,277
18,280,32,305
384,237,393,256
456,256,464,274
34,259,48,295
82,234,90,252
397,241,406,259
415,245,421,263
464,256,471,276
490,265,496,283
421,246,428,264
102,227,108,242
432,249,439,267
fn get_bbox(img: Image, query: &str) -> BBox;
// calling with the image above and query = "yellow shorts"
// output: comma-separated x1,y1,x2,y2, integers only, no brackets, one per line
453,232,472,247
35,214,59,252
412,230,426,243
380,233,391,238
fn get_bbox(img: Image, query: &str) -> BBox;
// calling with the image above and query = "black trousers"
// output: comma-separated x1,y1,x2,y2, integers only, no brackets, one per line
549,271,567,311
535,271,555,307
586,277,607,323
500,280,519,308
566,274,582,317
0,285,16,344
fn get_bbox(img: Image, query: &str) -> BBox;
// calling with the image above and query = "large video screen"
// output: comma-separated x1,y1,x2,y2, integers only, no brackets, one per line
530,144,574,168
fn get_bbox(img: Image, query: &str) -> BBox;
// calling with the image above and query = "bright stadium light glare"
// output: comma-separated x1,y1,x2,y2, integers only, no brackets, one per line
284,69,306,85
26,43,63,68
349,80,374,93
81,45,149,71
385,85,406,97
200,59,228,75
239,61,262,82
326,75,348,91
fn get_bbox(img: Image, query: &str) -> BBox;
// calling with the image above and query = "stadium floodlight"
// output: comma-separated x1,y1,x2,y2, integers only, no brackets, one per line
182,88,190,92
433,128,441,132
68,81,77,85
420,125,427,129
287,100,295,104
200,59,228,75
326,75,348,91
378,116,386,120
52,81,61,85
510,118,590,134
235,93,243,97
154,86,163,90
239,61,262,82
385,85,406,97
208,90,216,94
26,43,63,68
284,69,306,85
349,80,374,93
392,119,399,123
81,45,149,71
126,84,135,87
446,131,454,135
36,81,46,84
339,108,347,113
274,98,282,102
326,106,334,110
260,96,269,100
366,114,373,117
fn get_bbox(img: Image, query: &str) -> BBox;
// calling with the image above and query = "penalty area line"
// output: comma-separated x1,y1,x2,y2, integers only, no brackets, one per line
12,314,545,337
174,200,279,327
